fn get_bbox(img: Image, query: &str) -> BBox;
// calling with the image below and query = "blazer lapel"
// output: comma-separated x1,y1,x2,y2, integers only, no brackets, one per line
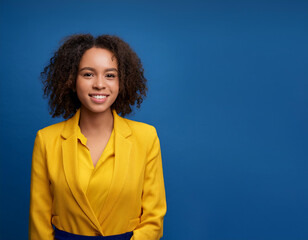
61,110,103,233
98,111,132,225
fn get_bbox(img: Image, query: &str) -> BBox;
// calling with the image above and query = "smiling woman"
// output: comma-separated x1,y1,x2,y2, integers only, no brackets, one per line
29,34,166,240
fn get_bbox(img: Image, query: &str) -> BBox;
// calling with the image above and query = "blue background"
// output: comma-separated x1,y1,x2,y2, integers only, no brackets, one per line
0,0,307,239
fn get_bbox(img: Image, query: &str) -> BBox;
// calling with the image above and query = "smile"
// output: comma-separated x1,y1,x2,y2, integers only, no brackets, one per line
89,94,109,99
89,94,109,103
92,95,107,99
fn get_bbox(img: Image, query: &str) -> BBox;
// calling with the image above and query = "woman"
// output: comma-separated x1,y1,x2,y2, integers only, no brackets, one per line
29,34,166,240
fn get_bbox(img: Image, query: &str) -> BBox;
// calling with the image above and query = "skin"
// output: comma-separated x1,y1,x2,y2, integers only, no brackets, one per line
76,47,119,167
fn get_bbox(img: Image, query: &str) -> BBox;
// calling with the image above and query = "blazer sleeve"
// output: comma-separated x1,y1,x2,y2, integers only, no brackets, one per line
132,128,167,240
29,130,54,239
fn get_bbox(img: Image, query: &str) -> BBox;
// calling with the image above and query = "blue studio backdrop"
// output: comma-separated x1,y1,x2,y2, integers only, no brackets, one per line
0,0,307,239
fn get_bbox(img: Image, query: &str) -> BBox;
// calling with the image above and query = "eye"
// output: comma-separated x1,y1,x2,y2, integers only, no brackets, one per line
106,73,116,78
83,72,94,77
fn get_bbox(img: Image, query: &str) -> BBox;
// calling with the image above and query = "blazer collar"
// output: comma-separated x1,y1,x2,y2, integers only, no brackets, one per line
113,110,132,139
61,109,131,140
61,109,80,139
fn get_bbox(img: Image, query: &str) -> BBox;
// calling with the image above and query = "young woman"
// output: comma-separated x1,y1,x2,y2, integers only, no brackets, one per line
29,34,166,240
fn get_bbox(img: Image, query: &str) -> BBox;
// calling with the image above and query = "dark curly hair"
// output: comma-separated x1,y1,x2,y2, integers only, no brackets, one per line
41,34,147,119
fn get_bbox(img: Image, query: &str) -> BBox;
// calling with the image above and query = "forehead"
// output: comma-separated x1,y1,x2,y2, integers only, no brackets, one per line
79,47,118,68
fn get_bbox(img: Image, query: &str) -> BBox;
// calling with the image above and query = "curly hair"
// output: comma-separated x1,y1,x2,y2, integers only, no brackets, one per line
41,34,147,119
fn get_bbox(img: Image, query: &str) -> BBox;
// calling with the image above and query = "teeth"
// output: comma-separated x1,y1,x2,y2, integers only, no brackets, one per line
92,95,107,99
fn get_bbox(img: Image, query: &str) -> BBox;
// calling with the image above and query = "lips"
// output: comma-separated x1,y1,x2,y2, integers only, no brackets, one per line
92,95,106,99
89,94,109,98
89,93,109,103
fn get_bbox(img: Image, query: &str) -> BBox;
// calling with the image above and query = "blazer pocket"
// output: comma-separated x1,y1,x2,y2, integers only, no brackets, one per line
127,218,141,232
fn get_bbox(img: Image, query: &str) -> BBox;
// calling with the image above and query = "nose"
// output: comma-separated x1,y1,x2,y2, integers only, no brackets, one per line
93,75,106,89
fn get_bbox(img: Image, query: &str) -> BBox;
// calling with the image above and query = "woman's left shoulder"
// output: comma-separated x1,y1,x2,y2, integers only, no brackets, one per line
124,118,158,137
114,112,159,143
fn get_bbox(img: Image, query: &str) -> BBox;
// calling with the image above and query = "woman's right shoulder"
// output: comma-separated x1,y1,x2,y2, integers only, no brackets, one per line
35,120,67,140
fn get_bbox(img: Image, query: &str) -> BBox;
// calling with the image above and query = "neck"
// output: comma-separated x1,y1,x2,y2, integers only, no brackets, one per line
79,107,114,137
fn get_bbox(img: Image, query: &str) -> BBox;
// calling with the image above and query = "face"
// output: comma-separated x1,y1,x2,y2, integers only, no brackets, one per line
76,47,119,116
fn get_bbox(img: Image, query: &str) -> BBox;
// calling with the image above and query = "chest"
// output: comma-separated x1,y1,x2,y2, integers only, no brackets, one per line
86,137,109,167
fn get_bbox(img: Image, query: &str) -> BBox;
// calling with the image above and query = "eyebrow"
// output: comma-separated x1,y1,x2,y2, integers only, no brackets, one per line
79,67,118,72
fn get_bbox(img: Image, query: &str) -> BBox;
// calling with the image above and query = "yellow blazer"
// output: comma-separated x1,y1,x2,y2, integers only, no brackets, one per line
29,110,166,240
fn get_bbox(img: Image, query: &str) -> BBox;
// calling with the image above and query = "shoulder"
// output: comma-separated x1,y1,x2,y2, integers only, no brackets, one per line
120,117,161,151
36,110,79,139
114,112,160,147
120,116,159,140
32,120,69,152
36,120,67,140
120,117,161,155
124,118,157,136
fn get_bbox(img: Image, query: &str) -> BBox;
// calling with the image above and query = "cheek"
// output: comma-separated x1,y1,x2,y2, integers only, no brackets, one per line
76,79,88,93
75,80,88,101
75,78,81,91
111,80,120,93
